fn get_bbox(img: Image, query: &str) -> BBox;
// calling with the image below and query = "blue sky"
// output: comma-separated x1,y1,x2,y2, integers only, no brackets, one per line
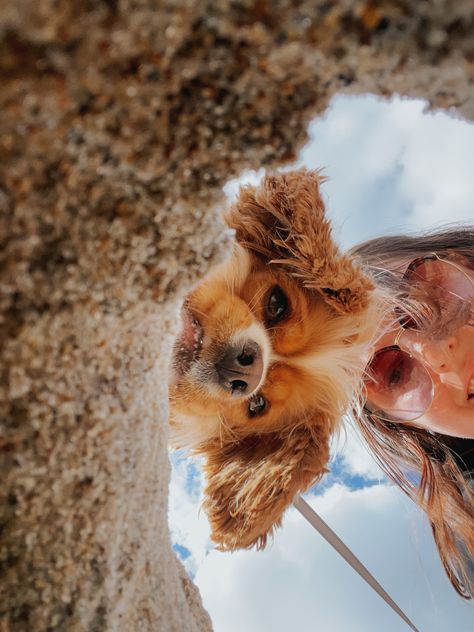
169,95,474,631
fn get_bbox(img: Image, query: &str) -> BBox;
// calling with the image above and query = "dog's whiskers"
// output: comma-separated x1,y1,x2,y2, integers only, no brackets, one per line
185,305,208,320
217,411,238,446
247,285,268,313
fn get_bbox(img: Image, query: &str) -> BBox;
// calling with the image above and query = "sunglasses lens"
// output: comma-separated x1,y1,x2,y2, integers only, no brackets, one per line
407,257,474,300
365,348,434,422
399,257,474,329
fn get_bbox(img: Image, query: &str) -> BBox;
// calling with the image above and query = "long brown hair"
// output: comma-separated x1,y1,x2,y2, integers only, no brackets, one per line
350,227,474,598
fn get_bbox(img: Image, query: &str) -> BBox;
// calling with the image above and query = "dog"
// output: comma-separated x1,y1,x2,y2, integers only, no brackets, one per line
169,169,381,551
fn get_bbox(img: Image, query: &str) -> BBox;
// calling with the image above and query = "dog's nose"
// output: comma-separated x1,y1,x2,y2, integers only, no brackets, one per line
215,341,263,397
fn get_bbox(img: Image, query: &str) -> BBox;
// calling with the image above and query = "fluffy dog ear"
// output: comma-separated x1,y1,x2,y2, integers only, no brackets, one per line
198,421,329,550
227,169,373,314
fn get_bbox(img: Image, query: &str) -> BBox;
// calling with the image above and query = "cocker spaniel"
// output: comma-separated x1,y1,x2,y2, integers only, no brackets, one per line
169,169,381,551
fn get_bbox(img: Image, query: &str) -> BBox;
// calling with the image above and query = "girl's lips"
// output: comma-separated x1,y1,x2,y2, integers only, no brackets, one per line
465,348,474,400
171,310,204,378
467,375,474,401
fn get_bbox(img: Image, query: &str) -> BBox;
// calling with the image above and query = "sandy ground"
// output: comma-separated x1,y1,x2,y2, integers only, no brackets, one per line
1,1,472,630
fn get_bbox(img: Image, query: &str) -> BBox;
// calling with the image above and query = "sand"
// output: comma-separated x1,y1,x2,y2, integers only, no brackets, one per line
1,1,472,630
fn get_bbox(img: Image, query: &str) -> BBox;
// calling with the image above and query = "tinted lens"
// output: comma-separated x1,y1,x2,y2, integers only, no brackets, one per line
365,347,434,422
399,257,474,330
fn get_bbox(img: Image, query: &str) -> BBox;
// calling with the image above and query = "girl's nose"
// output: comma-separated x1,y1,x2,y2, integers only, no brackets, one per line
401,331,458,375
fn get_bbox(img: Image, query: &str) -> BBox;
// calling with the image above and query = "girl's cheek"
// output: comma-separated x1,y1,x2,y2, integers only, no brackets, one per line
418,381,473,437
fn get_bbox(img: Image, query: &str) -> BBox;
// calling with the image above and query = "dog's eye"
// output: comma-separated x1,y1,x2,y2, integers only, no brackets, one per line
265,286,289,324
248,394,267,417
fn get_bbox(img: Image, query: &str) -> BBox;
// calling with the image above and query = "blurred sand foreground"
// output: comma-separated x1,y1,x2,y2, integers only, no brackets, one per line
1,1,472,630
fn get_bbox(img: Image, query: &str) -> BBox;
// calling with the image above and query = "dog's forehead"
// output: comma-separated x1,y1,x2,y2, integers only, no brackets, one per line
197,243,253,291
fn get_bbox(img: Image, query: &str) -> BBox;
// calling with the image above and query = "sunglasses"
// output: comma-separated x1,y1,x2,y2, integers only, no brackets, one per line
364,254,474,423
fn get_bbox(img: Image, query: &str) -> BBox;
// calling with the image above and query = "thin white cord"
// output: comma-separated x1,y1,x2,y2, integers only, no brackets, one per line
293,494,420,632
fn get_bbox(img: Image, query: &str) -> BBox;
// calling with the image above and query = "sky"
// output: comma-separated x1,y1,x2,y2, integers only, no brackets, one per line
168,95,474,632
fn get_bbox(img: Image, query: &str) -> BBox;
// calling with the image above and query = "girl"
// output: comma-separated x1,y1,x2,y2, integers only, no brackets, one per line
351,228,474,598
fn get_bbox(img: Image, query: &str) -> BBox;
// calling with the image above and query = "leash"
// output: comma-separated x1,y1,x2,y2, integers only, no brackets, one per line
293,495,420,632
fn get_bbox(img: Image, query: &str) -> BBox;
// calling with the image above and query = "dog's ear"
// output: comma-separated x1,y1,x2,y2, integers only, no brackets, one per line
227,169,373,314
197,420,329,550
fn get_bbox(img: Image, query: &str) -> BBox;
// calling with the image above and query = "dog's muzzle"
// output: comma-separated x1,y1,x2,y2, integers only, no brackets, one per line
214,341,263,397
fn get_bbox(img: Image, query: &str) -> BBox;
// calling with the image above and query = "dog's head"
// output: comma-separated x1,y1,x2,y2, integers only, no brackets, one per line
169,169,379,550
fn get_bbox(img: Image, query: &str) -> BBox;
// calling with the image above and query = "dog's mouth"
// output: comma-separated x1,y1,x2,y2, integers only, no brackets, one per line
171,308,204,379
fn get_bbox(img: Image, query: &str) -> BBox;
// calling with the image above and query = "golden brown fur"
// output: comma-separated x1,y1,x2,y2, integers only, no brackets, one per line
169,169,384,550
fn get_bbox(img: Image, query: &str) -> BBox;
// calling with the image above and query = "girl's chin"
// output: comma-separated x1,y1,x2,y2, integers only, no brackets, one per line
419,405,474,439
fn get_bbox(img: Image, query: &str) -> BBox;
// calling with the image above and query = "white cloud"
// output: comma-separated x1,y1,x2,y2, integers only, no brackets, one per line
194,484,473,632
168,453,211,576
395,109,474,225
297,95,474,247
223,167,266,203
332,421,385,481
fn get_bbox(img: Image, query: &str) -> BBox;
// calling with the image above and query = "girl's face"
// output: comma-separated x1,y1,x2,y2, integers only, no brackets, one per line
370,261,474,439
373,324,474,438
